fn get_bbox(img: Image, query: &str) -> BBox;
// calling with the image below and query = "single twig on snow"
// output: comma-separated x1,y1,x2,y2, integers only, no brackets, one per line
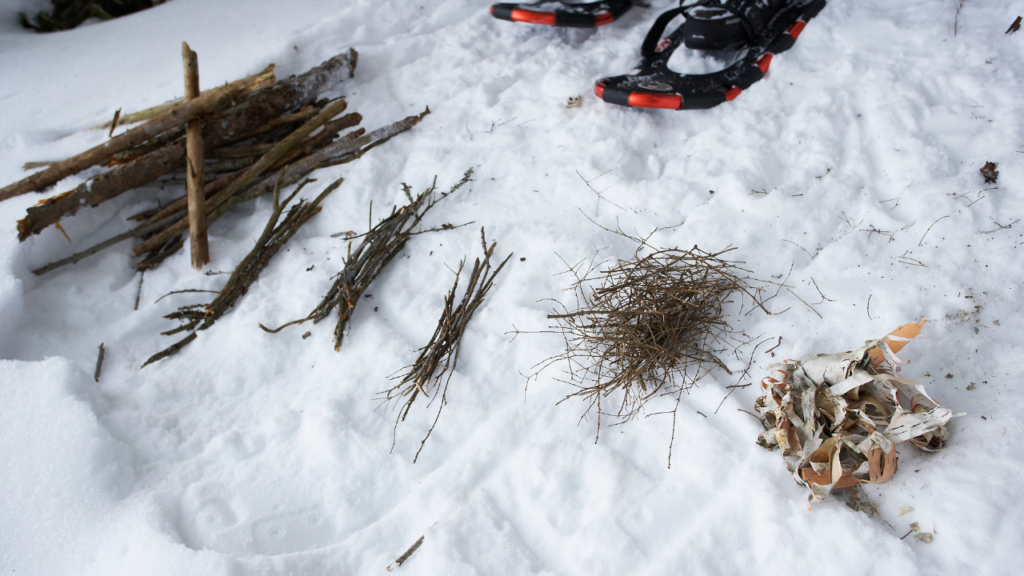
918,215,950,246
386,536,424,572
788,288,822,319
134,270,145,310
981,218,1020,234
94,343,105,382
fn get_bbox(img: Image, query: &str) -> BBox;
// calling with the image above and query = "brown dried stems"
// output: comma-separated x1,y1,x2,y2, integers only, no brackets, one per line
541,235,766,444
259,170,474,351
142,175,342,367
380,228,511,463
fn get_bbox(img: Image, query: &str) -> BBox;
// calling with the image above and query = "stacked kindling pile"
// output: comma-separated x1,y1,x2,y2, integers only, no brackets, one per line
2,48,428,275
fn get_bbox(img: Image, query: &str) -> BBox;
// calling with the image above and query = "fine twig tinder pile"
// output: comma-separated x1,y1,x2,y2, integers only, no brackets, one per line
539,232,766,443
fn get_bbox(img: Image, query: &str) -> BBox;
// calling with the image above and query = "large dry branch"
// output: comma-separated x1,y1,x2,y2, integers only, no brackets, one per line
182,42,210,269
18,142,187,240
259,166,470,351
380,227,511,463
89,66,276,131
8,49,354,203
142,175,343,367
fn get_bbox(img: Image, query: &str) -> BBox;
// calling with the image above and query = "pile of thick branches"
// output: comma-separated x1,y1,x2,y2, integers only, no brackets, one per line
3,49,428,275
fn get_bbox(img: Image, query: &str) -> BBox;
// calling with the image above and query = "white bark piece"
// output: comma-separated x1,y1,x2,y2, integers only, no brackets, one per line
754,319,954,504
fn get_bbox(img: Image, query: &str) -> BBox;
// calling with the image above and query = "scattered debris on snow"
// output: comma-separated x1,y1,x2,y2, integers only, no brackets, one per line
386,535,424,571
981,161,999,184
1006,16,1021,35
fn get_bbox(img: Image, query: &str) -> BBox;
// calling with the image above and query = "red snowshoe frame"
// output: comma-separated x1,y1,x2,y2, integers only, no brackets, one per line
595,0,827,110
490,1,633,28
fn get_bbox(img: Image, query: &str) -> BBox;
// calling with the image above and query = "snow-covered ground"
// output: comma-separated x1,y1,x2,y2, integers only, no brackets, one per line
1,0,1023,574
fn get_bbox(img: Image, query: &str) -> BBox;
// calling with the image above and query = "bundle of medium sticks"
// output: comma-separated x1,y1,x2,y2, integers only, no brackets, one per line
2,46,428,275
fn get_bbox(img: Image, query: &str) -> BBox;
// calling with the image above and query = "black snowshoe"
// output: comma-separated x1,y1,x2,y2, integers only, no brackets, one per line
595,0,827,109
490,1,633,28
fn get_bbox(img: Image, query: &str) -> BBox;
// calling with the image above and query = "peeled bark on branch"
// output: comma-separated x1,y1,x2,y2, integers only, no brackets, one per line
18,142,186,241
201,49,356,147
90,65,276,131
183,42,210,269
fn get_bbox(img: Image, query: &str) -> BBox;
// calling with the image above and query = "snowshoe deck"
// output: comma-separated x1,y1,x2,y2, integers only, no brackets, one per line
595,0,827,110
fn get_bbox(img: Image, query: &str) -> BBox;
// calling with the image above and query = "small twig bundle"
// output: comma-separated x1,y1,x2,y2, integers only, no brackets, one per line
142,175,342,367
380,227,511,463
541,236,766,442
260,170,474,351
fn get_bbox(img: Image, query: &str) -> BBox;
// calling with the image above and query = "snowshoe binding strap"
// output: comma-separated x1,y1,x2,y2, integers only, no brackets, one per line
595,0,826,110
491,1,632,28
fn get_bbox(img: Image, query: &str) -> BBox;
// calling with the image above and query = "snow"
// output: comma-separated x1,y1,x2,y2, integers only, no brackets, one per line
1,0,1023,574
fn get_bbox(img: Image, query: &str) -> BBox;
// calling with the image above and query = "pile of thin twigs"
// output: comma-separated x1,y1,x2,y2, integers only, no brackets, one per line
539,235,766,444
379,227,511,462
259,170,476,351
142,175,342,367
